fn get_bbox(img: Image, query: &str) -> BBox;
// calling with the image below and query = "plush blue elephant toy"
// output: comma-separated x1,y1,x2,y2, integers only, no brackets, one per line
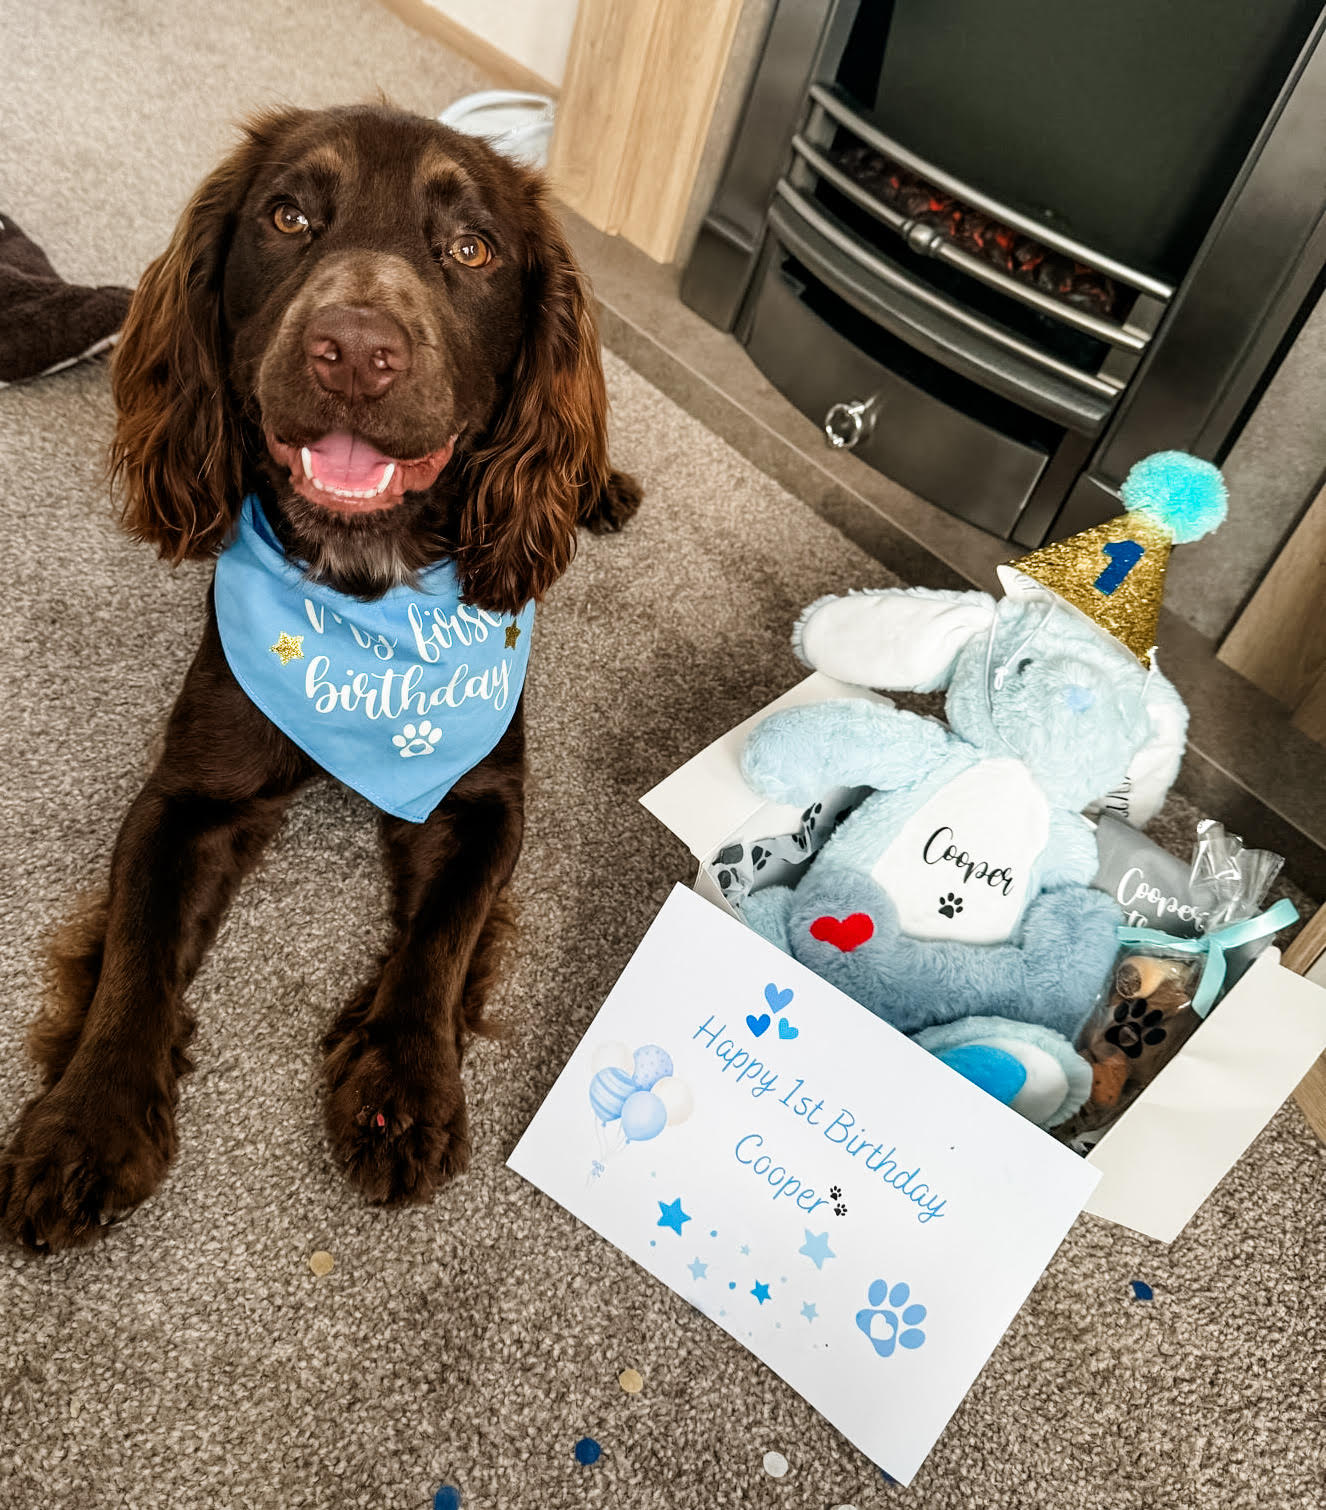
739,582,1191,1043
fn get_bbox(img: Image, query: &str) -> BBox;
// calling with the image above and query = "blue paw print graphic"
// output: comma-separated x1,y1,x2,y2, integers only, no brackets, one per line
855,1279,928,1358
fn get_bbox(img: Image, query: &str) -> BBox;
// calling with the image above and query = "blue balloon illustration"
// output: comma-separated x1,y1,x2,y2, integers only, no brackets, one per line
589,1066,638,1124
631,1044,673,1091
619,1090,667,1142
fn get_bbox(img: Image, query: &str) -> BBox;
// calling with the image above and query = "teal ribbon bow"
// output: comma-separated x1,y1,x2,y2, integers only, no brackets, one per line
1115,897,1299,1018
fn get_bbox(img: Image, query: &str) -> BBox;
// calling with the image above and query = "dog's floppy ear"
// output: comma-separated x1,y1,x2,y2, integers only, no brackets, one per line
453,195,610,615
111,110,303,561
794,587,996,692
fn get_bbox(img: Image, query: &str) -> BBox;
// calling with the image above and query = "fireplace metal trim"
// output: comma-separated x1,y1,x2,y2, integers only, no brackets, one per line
770,183,1122,412
789,133,1149,352
807,83,1177,300
744,253,1053,536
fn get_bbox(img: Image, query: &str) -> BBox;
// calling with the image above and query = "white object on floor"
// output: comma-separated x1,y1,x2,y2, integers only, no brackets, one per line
438,90,556,168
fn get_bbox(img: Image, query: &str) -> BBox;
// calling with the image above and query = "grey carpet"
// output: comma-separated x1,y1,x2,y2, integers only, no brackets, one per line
2,2,1324,1508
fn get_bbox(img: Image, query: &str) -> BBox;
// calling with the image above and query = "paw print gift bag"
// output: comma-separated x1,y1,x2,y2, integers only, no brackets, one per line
1060,820,1297,1150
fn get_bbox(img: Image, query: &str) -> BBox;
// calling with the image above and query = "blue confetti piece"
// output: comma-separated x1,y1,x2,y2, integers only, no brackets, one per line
1130,1280,1154,1301
433,1487,461,1510
574,1437,602,1466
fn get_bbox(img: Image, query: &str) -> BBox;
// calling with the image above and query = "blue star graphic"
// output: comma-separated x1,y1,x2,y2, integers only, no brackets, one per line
798,1229,836,1269
801,1302,818,1323
740,1244,751,1256
751,1281,771,1304
657,1198,691,1235
687,1258,708,1280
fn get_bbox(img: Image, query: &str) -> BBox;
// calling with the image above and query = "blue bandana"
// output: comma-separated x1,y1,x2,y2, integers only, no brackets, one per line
214,494,534,822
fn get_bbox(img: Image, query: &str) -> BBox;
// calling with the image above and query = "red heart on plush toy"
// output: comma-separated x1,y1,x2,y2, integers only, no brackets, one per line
809,913,874,951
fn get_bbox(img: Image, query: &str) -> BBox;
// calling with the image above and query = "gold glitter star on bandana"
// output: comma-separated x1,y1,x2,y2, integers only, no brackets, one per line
269,632,305,665
504,623,521,649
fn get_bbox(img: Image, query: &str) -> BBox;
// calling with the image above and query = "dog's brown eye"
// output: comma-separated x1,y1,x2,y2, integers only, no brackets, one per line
273,203,310,235
447,233,492,268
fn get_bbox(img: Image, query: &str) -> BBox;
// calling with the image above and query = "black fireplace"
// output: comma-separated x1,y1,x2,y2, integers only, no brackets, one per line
683,0,1326,545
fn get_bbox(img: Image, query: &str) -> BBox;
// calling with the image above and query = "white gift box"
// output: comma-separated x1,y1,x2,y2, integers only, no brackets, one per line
509,674,1326,1483
641,673,1326,1245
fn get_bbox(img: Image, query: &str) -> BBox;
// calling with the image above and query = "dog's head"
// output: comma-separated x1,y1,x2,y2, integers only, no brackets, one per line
111,105,611,609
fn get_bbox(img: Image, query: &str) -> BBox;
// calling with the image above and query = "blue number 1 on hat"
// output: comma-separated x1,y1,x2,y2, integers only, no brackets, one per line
1094,539,1143,595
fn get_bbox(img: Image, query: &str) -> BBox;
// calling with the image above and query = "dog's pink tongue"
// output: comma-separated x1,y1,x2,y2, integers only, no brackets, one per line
303,431,394,491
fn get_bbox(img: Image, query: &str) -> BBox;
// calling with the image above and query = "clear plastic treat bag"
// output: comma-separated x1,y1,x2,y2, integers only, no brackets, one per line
1059,822,1297,1151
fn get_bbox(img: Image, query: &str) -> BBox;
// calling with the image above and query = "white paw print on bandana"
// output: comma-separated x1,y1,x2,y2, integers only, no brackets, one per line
392,720,442,758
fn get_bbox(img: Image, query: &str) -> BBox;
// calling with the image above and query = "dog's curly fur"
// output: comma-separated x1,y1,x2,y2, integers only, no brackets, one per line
0,104,640,1251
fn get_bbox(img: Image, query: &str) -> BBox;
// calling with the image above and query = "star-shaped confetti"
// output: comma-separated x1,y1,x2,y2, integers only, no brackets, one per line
801,1302,818,1322
799,1229,836,1270
504,623,521,649
657,1198,691,1235
269,632,304,665
740,1244,750,1256
751,1281,771,1305
687,1258,708,1280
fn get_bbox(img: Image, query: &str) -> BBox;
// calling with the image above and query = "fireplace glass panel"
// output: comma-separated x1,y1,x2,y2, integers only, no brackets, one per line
844,0,1321,280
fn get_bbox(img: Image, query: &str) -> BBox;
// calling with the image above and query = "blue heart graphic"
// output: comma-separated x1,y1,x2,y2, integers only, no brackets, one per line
764,984,794,1014
778,1018,799,1040
746,1012,771,1038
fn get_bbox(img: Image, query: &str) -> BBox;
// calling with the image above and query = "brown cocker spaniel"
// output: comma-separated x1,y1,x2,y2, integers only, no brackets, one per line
0,104,640,1251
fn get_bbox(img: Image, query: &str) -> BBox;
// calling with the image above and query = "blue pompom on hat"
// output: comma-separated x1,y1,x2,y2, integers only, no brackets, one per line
1119,450,1228,543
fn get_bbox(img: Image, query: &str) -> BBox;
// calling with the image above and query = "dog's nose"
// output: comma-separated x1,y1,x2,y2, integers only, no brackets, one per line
305,305,411,400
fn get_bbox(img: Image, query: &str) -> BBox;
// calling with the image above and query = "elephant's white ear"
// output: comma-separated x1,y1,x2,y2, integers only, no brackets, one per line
793,587,995,692
1090,662,1189,827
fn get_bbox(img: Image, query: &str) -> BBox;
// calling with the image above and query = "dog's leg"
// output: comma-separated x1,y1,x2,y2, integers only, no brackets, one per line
323,711,524,1204
0,620,310,1251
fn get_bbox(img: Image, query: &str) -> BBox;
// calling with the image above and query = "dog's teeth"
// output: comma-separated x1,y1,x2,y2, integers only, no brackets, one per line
303,468,393,503
300,446,313,480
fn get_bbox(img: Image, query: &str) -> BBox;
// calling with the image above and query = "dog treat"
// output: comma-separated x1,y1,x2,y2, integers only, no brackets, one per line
1057,949,1204,1148
1114,953,1188,1000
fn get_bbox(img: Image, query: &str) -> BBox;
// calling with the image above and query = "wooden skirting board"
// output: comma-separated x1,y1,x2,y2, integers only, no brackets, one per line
377,0,560,99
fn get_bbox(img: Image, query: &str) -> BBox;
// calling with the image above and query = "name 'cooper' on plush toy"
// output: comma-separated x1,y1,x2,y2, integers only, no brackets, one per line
739,452,1228,1048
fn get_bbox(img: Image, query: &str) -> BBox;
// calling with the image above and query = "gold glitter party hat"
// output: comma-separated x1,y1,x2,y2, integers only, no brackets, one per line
996,451,1227,668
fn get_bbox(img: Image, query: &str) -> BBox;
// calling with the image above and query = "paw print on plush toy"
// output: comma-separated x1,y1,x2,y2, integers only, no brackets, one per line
938,893,964,919
751,844,771,872
392,720,442,758
1104,999,1167,1059
855,1279,928,1358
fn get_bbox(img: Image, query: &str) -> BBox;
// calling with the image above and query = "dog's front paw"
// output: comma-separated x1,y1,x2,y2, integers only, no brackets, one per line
0,1072,176,1251
579,468,642,534
323,1016,468,1205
